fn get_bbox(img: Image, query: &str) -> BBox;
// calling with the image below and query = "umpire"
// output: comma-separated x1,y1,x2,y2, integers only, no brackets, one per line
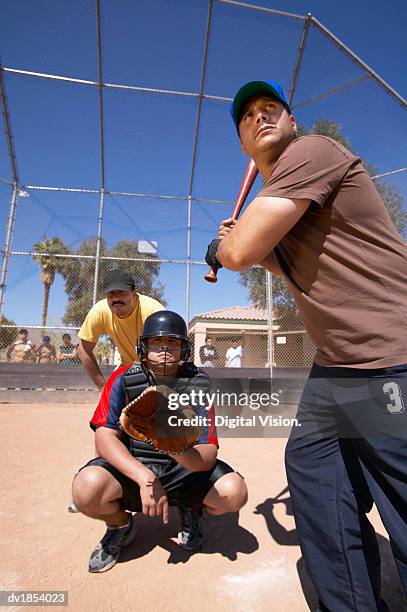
78,269,163,389
205,80,407,611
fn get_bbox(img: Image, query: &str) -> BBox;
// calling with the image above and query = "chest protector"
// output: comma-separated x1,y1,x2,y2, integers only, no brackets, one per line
122,364,149,403
121,362,210,461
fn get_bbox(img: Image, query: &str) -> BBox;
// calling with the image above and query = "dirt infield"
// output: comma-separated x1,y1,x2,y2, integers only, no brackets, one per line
1,403,405,612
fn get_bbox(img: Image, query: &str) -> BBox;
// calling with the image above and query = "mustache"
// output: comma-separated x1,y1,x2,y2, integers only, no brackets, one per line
112,300,125,305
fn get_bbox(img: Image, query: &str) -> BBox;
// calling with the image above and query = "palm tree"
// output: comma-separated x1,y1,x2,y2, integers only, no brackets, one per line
32,237,71,330
62,238,166,326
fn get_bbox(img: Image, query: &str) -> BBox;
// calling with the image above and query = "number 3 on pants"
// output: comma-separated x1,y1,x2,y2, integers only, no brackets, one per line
383,382,405,414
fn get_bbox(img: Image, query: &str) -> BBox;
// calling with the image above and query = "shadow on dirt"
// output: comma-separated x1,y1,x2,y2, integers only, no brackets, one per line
255,487,406,612
120,507,258,565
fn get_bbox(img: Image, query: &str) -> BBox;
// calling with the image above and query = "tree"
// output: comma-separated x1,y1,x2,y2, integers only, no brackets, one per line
32,237,71,329
93,337,114,364
240,119,407,311
297,119,407,236
110,241,165,304
62,238,166,326
239,266,295,310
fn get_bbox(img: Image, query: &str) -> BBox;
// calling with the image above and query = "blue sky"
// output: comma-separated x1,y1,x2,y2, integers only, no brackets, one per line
0,0,406,327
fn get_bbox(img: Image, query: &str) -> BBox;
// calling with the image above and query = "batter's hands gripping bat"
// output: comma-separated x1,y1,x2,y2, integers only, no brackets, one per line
204,158,258,283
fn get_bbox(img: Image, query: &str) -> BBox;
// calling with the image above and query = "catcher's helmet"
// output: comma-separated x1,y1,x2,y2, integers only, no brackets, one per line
137,310,191,362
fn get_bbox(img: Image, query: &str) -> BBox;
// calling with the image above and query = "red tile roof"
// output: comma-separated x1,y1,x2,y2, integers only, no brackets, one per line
195,305,268,321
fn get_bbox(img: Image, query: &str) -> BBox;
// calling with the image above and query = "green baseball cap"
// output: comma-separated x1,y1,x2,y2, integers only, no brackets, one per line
230,80,291,132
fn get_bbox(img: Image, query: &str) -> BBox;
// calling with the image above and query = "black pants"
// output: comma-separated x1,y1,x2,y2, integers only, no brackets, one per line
78,457,235,512
285,363,407,612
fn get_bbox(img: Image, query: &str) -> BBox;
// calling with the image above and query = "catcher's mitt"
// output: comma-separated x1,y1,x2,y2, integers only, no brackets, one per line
119,384,203,454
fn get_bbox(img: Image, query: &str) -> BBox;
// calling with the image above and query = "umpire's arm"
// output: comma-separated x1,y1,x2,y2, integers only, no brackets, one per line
78,339,105,391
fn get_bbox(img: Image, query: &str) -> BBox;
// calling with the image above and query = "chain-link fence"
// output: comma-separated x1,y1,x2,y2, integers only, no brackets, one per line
1,0,406,369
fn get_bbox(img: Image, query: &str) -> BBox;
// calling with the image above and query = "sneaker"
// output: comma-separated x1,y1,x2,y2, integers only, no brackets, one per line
88,513,136,573
178,505,204,552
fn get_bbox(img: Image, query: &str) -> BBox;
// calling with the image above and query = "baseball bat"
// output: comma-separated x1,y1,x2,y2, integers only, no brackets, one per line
204,158,258,283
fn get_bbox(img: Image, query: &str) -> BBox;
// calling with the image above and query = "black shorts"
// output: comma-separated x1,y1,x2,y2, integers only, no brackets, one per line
77,457,236,512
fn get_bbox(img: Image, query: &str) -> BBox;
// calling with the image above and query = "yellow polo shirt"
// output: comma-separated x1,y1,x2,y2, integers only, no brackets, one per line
78,295,164,365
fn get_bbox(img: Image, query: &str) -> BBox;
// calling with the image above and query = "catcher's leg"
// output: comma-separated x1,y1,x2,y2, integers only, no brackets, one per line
177,472,247,551
72,466,128,526
202,472,247,515
72,465,138,573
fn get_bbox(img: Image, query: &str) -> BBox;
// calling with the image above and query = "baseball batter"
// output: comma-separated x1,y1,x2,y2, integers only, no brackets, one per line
205,79,407,611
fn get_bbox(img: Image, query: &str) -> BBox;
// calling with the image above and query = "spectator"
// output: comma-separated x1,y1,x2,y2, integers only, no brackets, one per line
225,340,242,368
57,333,79,365
7,328,37,363
113,346,120,367
78,269,164,390
37,335,56,364
199,336,219,367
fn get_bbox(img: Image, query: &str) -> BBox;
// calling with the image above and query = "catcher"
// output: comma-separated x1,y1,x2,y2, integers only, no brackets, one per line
72,310,247,573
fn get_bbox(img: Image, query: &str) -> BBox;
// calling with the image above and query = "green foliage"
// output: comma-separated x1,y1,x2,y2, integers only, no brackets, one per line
94,338,114,363
33,236,71,272
32,236,71,328
297,119,407,235
239,265,295,309
62,238,166,326
240,119,407,310
110,241,165,304
296,119,353,150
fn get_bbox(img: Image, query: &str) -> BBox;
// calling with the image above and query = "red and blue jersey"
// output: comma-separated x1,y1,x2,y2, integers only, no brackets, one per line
90,364,218,446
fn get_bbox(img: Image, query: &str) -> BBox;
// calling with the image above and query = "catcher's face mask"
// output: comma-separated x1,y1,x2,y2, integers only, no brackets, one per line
145,336,183,376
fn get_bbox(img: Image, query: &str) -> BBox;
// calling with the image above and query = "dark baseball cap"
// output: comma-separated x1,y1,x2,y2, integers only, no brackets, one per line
103,269,135,293
230,80,291,132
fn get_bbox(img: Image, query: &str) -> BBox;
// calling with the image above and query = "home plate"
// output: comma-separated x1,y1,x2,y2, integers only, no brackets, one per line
213,559,293,611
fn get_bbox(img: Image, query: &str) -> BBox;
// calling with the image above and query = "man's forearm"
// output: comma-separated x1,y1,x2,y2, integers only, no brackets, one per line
171,445,217,472
79,349,105,389
95,431,155,484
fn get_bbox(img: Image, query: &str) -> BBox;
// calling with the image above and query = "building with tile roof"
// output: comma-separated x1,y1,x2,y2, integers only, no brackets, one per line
189,305,314,368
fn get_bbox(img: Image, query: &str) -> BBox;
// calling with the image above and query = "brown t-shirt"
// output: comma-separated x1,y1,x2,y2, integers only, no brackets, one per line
259,135,407,368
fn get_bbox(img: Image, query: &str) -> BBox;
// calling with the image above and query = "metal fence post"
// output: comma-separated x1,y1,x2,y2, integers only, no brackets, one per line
266,270,274,378
0,183,19,323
